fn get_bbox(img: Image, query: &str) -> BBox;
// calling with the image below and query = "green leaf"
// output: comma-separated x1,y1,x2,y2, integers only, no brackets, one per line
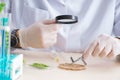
30,63,49,69
0,2,5,13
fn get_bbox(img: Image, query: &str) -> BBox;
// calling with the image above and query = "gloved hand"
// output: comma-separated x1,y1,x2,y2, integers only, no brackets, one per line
18,20,60,48
82,34,120,59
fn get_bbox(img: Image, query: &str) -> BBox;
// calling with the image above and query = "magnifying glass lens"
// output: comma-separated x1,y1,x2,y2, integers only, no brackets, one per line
56,15,78,24
58,19,76,22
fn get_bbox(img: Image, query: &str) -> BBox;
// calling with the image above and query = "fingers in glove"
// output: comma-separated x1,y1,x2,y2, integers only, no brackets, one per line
40,24,58,32
82,40,98,59
99,44,112,57
92,42,104,57
43,19,56,25
106,50,114,58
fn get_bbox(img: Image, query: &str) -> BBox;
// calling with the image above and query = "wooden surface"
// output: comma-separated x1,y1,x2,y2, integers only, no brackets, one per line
12,49,120,80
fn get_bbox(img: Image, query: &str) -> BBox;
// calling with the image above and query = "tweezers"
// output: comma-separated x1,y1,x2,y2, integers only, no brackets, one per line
70,56,87,65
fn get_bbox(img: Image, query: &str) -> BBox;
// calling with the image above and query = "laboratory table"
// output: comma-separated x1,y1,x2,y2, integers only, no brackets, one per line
12,49,120,80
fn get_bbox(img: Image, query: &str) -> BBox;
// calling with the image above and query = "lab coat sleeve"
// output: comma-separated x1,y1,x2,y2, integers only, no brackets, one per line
113,0,120,36
10,0,24,30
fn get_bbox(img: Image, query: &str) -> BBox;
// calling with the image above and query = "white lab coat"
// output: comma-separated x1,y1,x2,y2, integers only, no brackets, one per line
10,0,120,52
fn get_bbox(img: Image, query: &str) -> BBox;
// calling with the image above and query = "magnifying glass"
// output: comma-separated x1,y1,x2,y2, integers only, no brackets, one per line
55,15,78,24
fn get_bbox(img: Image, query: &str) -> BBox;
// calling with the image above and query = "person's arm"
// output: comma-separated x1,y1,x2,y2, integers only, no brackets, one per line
11,29,21,48
113,0,120,37
11,20,59,48
82,0,120,59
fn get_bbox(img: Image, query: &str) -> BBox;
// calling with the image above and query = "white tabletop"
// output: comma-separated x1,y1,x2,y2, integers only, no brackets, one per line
13,49,120,80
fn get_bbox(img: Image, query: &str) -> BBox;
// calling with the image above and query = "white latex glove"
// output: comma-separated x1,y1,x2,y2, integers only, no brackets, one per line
82,34,120,59
19,20,60,48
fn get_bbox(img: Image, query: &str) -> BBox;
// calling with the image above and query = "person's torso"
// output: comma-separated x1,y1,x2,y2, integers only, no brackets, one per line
12,0,116,52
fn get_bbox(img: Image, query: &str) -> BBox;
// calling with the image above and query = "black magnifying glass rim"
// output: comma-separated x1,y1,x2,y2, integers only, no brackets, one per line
55,15,78,24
